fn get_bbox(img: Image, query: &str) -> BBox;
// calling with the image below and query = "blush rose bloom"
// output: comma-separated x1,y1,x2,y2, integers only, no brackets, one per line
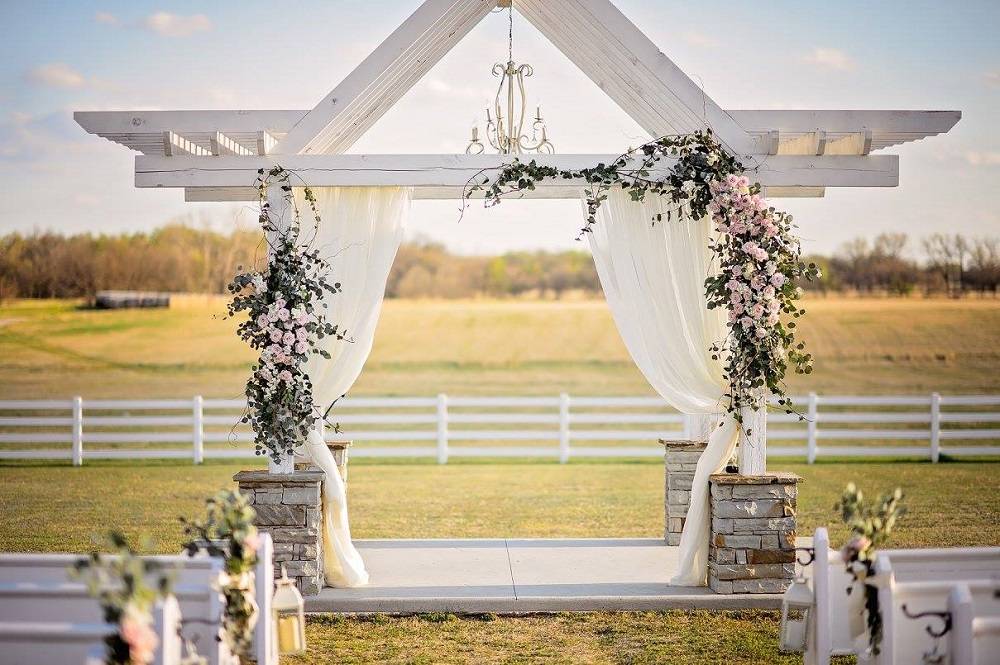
120,607,158,665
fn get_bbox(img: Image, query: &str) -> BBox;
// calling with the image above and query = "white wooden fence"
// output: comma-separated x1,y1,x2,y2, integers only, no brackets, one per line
1,393,998,465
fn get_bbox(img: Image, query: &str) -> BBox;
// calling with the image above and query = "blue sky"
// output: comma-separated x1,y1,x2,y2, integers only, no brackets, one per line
1,0,997,256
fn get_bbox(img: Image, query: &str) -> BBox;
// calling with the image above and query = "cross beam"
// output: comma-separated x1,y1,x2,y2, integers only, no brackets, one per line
135,153,898,191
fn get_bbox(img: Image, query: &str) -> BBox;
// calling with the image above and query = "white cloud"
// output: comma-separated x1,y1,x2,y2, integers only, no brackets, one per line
985,71,1000,87
803,47,856,71
143,12,212,38
95,12,119,26
964,151,1000,167
27,63,87,89
683,31,719,48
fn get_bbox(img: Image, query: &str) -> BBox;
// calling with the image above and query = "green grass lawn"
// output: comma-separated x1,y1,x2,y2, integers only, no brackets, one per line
2,459,997,552
4,458,991,663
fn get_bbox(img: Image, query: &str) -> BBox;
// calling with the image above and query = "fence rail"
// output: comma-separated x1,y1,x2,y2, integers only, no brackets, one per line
0,393,998,465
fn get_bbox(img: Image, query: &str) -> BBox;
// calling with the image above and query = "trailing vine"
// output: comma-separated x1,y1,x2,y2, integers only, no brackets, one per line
464,130,820,422
227,167,346,463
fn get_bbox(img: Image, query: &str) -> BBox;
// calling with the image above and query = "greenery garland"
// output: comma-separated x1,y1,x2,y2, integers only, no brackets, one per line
836,483,906,655
465,130,820,423
227,168,346,463
181,489,261,661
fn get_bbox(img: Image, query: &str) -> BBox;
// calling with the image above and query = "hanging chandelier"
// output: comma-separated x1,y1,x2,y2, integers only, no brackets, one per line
466,3,554,155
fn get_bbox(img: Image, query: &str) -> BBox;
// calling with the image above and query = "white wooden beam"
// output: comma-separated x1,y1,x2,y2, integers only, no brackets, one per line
183,185,589,202
162,131,210,157
74,110,305,135
764,186,825,198
137,153,899,189
515,0,756,156
256,131,277,156
210,132,254,156
729,109,961,135
273,0,497,155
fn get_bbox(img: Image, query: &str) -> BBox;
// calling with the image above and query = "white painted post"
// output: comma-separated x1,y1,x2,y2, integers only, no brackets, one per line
930,392,941,463
558,392,571,463
436,393,449,464
192,395,204,464
806,392,818,464
737,405,767,475
71,396,83,467
682,413,693,439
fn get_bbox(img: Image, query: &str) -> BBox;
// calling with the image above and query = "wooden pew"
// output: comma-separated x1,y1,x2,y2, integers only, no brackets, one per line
0,535,275,665
876,547,1000,665
949,583,1000,665
806,527,859,665
0,554,232,665
0,596,181,665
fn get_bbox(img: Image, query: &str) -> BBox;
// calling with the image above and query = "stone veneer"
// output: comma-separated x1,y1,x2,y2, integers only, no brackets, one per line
708,472,800,594
234,469,324,596
660,440,706,545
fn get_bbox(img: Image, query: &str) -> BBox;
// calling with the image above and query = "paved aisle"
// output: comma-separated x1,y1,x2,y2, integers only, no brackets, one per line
305,538,782,613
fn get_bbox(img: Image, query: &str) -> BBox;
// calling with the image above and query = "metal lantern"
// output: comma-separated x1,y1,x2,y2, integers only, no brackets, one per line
779,577,814,653
273,565,306,655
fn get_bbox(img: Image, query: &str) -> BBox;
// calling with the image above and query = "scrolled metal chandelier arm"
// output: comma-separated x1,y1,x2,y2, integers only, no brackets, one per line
465,5,554,155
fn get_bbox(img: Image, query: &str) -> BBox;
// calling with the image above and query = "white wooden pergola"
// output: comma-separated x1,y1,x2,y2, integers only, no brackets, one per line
75,0,959,472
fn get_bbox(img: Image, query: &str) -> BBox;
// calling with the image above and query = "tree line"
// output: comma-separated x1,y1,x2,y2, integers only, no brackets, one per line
0,226,996,301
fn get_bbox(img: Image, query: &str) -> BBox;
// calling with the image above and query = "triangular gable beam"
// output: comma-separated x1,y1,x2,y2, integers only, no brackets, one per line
275,0,756,157
274,0,497,156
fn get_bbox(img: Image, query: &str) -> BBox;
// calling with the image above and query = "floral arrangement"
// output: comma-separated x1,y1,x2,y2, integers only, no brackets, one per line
181,489,261,660
227,167,346,463
465,130,819,422
71,532,172,665
836,482,906,655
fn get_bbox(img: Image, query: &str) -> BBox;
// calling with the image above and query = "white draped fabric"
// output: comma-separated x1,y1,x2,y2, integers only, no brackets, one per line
586,189,739,586
295,186,412,588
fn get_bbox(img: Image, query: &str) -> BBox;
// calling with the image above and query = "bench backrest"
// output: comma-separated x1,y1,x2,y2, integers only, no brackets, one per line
0,596,181,665
878,569,1000,665
806,528,858,665
0,553,232,665
949,583,1000,665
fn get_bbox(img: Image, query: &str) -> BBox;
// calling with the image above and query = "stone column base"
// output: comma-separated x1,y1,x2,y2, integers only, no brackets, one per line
660,440,706,545
234,470,324,596
708,472,800,594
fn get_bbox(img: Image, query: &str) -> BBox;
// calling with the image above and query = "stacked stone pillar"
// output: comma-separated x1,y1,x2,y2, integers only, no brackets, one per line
234,470,324,596
660,440,706,545
708,472,800,594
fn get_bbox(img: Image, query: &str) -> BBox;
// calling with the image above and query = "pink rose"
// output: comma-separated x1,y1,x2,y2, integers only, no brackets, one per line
840,535,871,564
242,530,261,555
277,308,290,322
120,612,158,665
770,273,786,287
282,331,295,346
278,370,293,383
751,303,765,319
755,327,767,339
294,341,308,354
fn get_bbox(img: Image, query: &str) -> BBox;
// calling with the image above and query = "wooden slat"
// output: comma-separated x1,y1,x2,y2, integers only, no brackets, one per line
136,153,899,189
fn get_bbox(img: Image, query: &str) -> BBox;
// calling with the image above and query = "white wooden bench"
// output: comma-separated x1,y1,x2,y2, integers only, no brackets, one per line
950,583,1000,665
806,527,858,665
876,546,1000,665
0,536,275,665
0,596,181,665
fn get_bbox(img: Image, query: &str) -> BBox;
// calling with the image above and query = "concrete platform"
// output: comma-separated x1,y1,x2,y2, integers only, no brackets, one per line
305,538,785,613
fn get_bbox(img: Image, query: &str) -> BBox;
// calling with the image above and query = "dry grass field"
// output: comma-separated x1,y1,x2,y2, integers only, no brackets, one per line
1,295,999,399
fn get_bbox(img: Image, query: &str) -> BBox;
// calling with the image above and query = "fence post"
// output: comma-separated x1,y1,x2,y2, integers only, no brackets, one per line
682,413,693,440
806,392,818,464
559,393,571,463
72,396,83,467
930,392,941,463
192,395,204,465
436,393,449,464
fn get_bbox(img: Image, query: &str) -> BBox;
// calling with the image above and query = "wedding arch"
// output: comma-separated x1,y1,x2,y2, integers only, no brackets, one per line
76,0,959,589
